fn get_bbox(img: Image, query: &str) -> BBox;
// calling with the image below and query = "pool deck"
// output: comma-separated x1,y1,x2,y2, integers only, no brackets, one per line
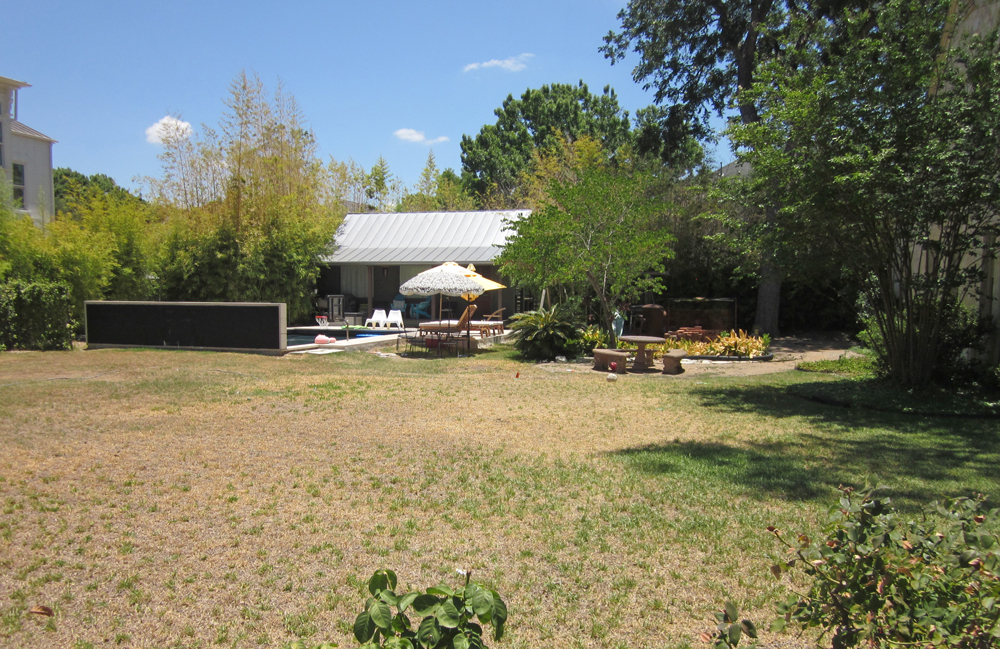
285,326,512,354
285,326,402,354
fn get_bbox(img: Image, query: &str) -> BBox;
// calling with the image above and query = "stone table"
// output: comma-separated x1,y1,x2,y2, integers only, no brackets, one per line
618,335,665,371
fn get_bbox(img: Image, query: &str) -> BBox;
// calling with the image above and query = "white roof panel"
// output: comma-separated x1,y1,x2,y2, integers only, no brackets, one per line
324,210,528,264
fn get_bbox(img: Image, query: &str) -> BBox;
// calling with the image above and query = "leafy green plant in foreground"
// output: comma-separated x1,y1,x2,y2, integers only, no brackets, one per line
334,569,506,649
700,601,757,649
769,485,1000,648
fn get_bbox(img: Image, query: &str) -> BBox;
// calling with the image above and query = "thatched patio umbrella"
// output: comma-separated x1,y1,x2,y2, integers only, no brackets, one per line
399,268,484,320
399,268,484,300
400,267,485,346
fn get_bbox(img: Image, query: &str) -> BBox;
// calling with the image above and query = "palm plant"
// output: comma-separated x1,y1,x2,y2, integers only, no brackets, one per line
507,304,583,360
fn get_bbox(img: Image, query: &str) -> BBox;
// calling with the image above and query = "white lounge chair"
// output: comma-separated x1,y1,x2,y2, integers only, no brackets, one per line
386,309,405,330
364,310,388,328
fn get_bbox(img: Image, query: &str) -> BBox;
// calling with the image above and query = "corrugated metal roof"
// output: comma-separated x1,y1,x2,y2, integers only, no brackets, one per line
11,120,55,142
324,210,529,264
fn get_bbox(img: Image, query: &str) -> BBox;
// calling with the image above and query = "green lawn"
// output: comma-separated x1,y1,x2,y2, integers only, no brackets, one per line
0,345,996,648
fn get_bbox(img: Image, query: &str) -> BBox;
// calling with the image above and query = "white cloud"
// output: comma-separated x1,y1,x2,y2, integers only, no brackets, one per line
393,128,449,146
145,115,192,144
463,53,534,73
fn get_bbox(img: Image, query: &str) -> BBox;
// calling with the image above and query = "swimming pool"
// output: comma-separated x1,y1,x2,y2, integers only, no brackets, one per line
286,329,391,346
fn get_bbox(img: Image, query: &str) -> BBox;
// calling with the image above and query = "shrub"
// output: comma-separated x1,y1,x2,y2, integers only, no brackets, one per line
619,330,771,359
712,330,771,357
769,484,1000,648
508,304,583,360
858,302,995,386
0,207,115,323
579,324,609,355
292,569,508,649
0,280,75,351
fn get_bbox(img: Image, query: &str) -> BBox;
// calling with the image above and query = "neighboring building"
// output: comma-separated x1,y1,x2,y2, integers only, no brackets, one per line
320,210,529,319
949,1,1000,362
0,75,55,227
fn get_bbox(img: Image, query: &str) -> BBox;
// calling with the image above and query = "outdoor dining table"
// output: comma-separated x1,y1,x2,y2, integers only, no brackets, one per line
618,335,666,371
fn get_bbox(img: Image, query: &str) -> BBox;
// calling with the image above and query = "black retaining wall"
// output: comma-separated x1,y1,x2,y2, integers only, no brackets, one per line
85,301,286,354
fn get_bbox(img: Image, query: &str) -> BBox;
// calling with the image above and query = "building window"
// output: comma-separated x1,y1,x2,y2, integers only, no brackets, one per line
12,163,25,208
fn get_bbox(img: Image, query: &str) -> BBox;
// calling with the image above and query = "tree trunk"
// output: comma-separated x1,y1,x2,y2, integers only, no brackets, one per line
754,259,782,337
586,271,618,349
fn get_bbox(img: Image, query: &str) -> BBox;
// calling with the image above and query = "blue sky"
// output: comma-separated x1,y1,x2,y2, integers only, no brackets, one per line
9,0,733,194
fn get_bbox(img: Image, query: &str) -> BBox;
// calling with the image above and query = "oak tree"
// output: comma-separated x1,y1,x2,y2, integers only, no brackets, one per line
460,82,632,205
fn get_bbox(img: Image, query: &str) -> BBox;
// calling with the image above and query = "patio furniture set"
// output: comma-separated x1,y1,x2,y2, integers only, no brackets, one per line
396,305,507,357
593,337,687,375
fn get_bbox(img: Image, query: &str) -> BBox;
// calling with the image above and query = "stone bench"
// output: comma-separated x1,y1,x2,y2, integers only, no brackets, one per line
593,348,629,374
662,349,688,375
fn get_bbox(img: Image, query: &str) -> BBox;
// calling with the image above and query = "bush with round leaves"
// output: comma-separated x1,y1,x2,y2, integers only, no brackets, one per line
768,484,1000,648
700,601,757,648
289,569,508,649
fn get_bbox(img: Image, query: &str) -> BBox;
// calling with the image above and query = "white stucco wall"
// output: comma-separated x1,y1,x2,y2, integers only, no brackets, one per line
0,86,13,195
1,78,55,228
8,132,54,227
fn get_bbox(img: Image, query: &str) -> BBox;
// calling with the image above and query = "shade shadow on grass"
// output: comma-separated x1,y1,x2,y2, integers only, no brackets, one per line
612,440,826,501
677,380,1000,509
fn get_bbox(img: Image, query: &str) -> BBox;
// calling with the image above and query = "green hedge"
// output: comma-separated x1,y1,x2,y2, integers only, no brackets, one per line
0,280,75,351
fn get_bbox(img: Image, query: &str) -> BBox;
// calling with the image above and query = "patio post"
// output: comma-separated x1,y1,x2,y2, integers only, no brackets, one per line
367,266,374,318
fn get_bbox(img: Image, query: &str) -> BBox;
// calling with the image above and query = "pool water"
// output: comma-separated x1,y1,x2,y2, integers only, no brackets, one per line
286,330,387,346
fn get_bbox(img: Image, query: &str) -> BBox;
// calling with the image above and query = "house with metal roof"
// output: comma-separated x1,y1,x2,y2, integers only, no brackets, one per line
319,209,529,320
1,75,55,227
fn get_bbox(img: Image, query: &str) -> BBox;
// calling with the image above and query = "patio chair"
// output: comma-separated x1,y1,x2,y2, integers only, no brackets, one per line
364,309,388,328
419,305,478,335
391,294,407,312
480,308,506,335
469,321,496,338
398,331,427,356
409,298,432,319
386,309,405,330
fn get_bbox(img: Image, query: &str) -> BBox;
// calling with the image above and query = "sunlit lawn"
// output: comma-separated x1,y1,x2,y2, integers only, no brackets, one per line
0,346,997,648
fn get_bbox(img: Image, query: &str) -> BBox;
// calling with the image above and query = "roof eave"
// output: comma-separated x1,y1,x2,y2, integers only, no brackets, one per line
0,76,30,89
11,121,56,143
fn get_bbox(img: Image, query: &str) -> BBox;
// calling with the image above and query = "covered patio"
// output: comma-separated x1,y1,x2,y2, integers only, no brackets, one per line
317,210,530,325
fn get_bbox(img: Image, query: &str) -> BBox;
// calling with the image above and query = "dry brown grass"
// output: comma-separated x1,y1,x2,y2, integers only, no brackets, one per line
2,344,984,648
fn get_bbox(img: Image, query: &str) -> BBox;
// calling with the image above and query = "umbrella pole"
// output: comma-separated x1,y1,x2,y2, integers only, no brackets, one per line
467,297,474,352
